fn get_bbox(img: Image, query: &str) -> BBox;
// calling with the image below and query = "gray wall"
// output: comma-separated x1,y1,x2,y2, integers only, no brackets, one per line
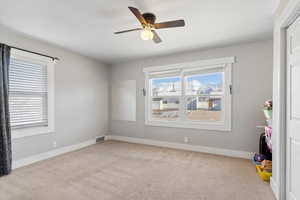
276,0,290,17
109,40,273,153
0,25,109,161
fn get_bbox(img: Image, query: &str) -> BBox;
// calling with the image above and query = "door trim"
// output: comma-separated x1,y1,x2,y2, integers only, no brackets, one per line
274,1,300,199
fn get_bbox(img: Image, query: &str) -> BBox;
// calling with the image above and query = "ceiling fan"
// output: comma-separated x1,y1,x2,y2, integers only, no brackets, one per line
114,7,185,44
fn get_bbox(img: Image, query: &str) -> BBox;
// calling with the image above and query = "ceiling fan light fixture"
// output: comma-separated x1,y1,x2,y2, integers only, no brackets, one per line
114,7,185,44
140,27,153,41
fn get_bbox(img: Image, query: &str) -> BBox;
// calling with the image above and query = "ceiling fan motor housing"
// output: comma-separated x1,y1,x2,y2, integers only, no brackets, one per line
142,13,156,25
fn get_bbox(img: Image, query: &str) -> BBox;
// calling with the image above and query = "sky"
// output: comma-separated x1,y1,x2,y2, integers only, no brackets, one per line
152,72,223,89
186,72,223,87
152,77,180,88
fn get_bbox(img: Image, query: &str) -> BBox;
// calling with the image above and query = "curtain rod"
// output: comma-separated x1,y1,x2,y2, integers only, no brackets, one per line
10,46,60,61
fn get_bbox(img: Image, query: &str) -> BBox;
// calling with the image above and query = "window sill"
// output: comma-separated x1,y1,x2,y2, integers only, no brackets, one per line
145,121,231,131
12,126,54,140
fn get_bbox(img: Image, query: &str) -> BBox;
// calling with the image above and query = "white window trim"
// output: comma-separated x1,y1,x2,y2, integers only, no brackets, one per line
143,56,235,131
10,49,55,139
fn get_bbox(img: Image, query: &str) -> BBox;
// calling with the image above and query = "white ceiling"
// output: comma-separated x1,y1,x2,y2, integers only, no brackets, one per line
0,0,278,64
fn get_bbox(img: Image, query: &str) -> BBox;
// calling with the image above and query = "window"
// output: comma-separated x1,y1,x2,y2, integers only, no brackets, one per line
151,76,181,121
9,49,54,139
184,71,223,122
144,57,235,131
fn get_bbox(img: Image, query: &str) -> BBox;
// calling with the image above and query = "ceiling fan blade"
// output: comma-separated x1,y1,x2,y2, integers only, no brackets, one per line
154,20,185,29
114,28,142,34
128,7,147,26
152,30,162,44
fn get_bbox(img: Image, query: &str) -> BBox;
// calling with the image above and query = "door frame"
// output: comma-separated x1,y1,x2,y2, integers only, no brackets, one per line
273,0,300,199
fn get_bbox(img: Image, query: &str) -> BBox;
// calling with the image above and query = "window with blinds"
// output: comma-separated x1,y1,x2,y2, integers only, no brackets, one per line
9,57,48,129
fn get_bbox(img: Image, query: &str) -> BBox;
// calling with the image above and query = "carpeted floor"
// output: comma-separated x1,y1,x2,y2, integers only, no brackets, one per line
0,141,275,200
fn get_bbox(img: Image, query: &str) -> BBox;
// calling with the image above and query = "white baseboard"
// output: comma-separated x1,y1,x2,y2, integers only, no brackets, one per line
12,135,253,170
105,135,253,159
12,139,97,169
270,177,279,199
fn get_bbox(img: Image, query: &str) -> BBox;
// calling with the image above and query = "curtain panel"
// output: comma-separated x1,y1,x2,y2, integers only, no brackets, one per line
0,43,12,176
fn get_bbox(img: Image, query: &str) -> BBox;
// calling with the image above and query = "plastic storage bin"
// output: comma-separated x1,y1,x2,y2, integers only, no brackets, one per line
256,165,272,181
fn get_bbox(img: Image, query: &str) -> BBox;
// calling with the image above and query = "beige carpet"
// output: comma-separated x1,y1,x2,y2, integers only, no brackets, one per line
0,141,275,200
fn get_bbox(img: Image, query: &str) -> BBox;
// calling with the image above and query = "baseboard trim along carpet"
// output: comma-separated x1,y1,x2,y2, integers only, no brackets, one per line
270,177,279,199
105,135,253,159
12,138,99,170
12,135,253,170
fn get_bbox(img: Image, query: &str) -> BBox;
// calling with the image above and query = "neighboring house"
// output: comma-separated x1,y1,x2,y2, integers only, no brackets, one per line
152,98,179,111
153,81,221,111
160,98,179,110
187,97,221,111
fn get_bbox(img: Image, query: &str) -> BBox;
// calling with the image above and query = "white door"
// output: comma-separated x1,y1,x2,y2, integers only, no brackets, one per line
287,16,300,200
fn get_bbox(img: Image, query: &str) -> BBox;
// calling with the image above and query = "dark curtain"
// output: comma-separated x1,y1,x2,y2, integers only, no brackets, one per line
0,43,11,176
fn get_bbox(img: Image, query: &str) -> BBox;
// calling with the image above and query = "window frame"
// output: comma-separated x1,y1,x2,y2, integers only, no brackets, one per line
144,57,235,131
10,49,55,139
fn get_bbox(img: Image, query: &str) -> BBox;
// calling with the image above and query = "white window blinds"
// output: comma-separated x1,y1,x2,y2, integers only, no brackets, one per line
9,57,48,129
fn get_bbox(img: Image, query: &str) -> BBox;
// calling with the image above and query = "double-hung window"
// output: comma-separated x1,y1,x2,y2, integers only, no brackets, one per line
144,57,235,131
9,49,54,139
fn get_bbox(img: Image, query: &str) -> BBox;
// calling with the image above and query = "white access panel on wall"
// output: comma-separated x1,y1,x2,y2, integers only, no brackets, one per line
112,80,136,121
286,15,300,200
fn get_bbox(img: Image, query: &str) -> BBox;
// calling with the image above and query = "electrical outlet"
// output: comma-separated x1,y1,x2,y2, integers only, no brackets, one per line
184,137,189,143
53,141,57,148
